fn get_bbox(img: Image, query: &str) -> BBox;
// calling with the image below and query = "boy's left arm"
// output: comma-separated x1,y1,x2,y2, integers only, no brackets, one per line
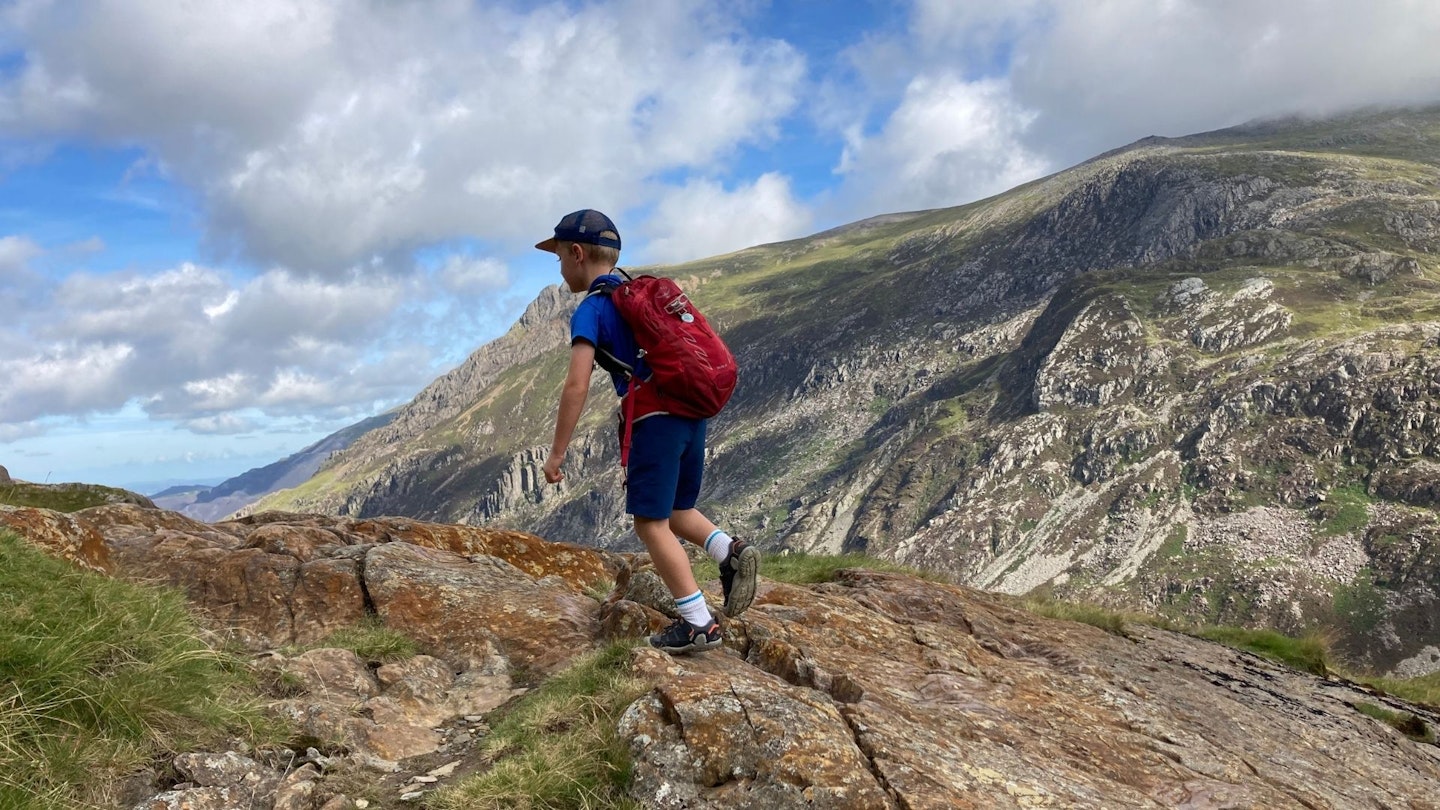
544,341,597,484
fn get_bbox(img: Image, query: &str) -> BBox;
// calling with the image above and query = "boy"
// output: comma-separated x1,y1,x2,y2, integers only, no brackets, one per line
537,209,760,655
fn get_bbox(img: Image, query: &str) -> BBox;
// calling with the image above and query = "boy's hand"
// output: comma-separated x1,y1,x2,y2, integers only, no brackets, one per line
543,452,564,484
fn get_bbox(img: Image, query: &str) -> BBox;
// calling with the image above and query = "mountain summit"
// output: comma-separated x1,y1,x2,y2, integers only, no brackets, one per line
253,106,1440,675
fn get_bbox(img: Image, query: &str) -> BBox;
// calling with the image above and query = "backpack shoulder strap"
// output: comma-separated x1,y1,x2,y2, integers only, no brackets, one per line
584,273,633,377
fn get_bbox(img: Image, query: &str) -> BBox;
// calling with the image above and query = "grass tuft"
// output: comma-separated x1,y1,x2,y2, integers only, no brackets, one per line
0,530,286,807
1189,626,1330,676
1354,701,1436,744
752,551,947,585
313,615,418,663
426,641,647,810
1352,671,1440,710
1023,596,1137,637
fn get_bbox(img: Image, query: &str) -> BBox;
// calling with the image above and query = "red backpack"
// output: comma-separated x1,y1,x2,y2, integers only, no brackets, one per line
592,272,738,462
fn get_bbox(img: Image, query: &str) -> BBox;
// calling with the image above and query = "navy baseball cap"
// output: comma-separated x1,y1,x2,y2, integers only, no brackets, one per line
535,209,621,252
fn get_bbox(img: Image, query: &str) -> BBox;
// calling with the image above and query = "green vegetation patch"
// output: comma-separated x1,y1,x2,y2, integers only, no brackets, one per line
757,551,948,585
1332,569,1388,636
1022,595,1135,637
1317,484,1372,536
0,481,140,513
1354,671,1440,710
1019,592,1329,675
0,530,282,809
1354,701,1436,744
286,615,418,663
1189,626,1330,676
1157,524,1189,561
428,642,646,810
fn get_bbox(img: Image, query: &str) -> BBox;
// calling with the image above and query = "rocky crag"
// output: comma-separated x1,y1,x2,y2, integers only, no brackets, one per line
4,503,1440,809
251,107,1440,676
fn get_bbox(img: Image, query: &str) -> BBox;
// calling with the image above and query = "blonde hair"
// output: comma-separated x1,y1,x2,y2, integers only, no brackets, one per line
558,240,619,267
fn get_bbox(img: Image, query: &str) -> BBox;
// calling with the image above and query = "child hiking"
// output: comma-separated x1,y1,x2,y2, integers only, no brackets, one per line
537,209,759,655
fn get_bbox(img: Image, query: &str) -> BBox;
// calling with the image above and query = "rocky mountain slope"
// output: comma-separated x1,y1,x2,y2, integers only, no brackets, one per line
253,106,1440,676
152,412,395,521
3,503,1438,808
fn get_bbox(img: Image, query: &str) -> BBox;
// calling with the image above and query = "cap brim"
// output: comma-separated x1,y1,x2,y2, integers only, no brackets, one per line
535,237,558,253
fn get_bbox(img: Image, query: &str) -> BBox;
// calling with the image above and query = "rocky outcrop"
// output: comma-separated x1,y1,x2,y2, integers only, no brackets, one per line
1158,276,1293,353
624,569,1440,808
6,505,1440,809
1034,294,1149,408
0,504,619,663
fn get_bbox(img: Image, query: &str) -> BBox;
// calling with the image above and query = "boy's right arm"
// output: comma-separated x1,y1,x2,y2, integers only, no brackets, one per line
543,341,597,484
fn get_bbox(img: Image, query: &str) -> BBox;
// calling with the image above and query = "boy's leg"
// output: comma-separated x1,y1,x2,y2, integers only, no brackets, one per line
634,516,701,601
670,507,760,617
669,508,719,548
636,516,721,654
628,417,719,653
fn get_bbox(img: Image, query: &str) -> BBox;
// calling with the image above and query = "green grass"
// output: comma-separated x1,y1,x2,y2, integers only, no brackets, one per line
426,642,646,810
1354,701,1436,744
307,615,418,662
1023,597,1134,636
1020,592,1329,674
0,481,139,513
752,551,949,585
1332,569,1388,635
1354,671,1440,709
1189,626,1330,676
1317,484,1372,536
0,530,285,808
691,550,943,592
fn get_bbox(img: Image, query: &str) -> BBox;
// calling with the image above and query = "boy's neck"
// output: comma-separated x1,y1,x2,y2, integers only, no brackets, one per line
582,264,618,286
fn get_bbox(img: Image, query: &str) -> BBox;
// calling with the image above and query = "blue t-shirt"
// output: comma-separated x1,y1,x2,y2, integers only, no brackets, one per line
571,274,645,397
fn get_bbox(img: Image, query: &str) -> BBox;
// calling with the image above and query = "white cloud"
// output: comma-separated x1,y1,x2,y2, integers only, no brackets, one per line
0,342,137,421
0,235,42,280
642,173,813,264
1007,0,1440,163
812,0,1440,224
0,260,453,428
0,0,806,273
62,236,105,255
0,421,45,443
848,0,1440,191
835,76,1049,217
182,413,258,435
437,255,508,295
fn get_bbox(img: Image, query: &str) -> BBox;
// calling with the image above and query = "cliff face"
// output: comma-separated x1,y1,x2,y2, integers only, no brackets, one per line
4,504,1439,808
253,106,1440,675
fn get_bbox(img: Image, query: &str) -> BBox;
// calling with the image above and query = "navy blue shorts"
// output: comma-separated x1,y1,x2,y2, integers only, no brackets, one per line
626,414,706,519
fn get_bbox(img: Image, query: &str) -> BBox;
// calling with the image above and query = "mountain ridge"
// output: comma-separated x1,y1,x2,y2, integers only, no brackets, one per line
252,105,1440,676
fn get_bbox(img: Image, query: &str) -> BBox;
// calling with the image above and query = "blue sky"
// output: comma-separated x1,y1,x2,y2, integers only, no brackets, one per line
3,0,1439,494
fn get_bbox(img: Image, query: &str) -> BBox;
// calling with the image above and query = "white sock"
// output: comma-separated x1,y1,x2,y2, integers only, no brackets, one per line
675,590,712,627
703,529,734,563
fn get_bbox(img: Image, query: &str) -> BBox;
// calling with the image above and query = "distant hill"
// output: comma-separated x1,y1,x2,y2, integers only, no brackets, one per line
154,413,394,521
252,106,1440,676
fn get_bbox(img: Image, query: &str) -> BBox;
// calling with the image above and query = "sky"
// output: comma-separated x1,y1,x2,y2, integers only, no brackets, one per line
3,0,1439,494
